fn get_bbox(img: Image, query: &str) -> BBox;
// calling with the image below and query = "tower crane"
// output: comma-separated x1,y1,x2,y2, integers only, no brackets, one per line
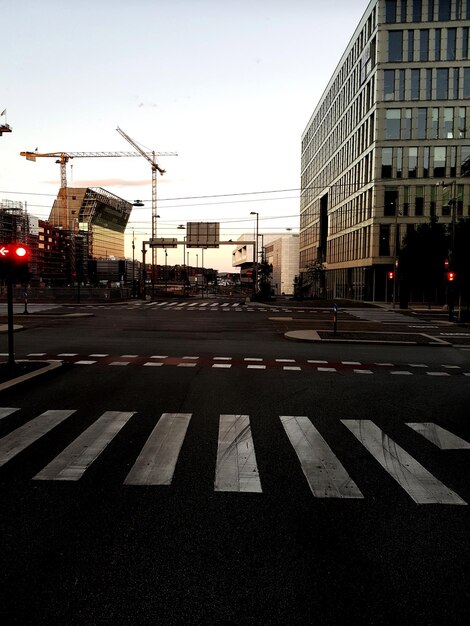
20,149,177,189
116,127,176,250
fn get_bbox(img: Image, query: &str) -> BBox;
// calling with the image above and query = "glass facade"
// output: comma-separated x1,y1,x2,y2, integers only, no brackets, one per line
300,0,470,301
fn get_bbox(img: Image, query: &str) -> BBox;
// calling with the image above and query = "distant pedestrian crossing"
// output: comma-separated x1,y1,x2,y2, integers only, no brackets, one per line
0,407,467,504
76,300,326,313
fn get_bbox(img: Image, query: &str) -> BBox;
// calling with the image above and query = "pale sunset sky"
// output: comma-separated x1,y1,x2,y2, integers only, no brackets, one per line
1,0,368,271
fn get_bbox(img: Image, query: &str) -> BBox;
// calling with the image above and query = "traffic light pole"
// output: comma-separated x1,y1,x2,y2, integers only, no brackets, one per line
6,270,16,369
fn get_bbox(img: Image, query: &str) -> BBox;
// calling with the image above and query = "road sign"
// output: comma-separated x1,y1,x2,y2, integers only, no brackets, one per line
186,222,220,248
149,238,178,248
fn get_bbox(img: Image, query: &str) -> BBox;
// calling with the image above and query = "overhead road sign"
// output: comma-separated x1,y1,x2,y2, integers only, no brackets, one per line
186,222,220,248
149,238,178,248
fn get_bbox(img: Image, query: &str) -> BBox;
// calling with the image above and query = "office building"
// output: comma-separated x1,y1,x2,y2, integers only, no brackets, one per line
300,0,470,300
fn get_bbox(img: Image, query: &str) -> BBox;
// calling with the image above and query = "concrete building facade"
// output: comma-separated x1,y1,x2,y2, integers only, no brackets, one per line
232,232,299,295
300,0,470,301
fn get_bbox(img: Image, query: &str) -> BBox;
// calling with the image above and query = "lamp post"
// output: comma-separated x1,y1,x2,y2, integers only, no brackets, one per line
151,214,160,299
393,206,402,309
132,229,136,298
250,211,259,294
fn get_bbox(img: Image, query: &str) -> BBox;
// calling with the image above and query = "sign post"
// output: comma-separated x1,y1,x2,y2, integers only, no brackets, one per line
333,303,338,336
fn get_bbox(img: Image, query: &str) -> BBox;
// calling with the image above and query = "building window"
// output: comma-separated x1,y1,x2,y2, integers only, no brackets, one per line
436,68,448,99
404,108,412,138
385,109,401,139
464,68,470,99
433,146,446,177
417,108,427,138
434,29,441,61
463,27,469,59
412,0,423,21
401,0,408,21
450,145,457,176
423,146,430,177
411,69,421,99
384,70,395,100
408,30,415,61
408,147,418,177
398,69,406,99
425,68,433,99
382,148,393,178
415,187,424,216
438,0,451,20
379,224,391,256
453,68,459,99
420,29,429,61
385,188,399,215
428,0,435,20
459,108,467,138
386,0,398,22
388,31,403,61
447,28,456,61
443,107,453,138
461,146,470,176
397,147,403,178
431,107,439,137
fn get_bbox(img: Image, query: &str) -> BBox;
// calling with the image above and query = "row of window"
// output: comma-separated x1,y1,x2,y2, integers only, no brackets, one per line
385,105,469,141
385,0,470,23
384,65,468,101
328,227,371,264
381,145,470,178
388,26,468,63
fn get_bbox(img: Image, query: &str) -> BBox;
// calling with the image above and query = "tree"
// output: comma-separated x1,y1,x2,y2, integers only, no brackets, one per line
398,217,449,306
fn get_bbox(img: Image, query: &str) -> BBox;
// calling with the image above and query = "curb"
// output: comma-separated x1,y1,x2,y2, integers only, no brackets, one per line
0,360,63,392
284,330,451,346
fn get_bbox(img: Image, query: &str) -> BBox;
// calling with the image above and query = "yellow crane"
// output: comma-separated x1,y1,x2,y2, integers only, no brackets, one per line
20,148,177,230
20,149,177,189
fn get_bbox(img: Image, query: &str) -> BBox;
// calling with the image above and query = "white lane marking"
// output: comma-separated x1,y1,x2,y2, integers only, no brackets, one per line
244,358,263,362
215,414,262,493
390,371,413,375
354,369,373,375
213,357,232,361
34,411,135,481
318,367,337,372
231,303,240,307
407,423,470,450
199,303,209,307
0,408,19,421
75,360,97,365
125,413,192,485
143,362,164,367
58,353,78,357
89,354,109,358
408,364,428,368
121,354,138,358
210,303,219,308
375,362,394,366
221,303,230,307
308,360,328,364
213,364,232,369
247,365,266,370
110,362,130,366
280,415,363,499
187,303,198,307
342,361,361,365
27,353,47,357
183,356,199,360
426,372,450,377
276,359,296,363
0,410,75,467
178,363,197,367
342,420,466,505
283,366,301,371
442,365,461,369
151,355,168,359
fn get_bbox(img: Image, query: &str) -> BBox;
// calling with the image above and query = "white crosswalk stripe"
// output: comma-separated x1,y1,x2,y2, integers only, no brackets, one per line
0,408,467,504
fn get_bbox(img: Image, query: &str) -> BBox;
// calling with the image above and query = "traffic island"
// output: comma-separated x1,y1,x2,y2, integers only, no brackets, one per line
0,360,62,391
285,329,451,346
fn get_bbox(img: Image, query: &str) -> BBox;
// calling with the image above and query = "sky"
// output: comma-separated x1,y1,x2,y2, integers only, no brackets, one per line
1,0,368,272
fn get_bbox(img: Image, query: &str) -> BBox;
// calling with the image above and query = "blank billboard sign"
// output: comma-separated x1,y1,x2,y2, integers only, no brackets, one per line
186,222,220,248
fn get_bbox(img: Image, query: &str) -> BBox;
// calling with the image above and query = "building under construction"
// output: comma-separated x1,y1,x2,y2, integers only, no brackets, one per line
49,187,133,259
0,199,29,243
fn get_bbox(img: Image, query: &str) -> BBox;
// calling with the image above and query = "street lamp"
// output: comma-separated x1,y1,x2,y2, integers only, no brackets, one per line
250,211,259,294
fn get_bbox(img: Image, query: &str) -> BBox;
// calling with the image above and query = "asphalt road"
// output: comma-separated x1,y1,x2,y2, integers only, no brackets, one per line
0,300,469,625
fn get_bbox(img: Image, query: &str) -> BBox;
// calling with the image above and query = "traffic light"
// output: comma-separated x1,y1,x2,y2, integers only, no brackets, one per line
0,243,30,262
446,271,456,282
387,271,395,280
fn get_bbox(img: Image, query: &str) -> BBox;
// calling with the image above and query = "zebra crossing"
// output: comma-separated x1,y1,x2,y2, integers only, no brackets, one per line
0,407,467,504
76,301,328,313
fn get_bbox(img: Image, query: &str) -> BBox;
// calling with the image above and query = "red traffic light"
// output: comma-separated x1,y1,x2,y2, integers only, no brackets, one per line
0,243,30,261
387,271,395,280
446,271,456,282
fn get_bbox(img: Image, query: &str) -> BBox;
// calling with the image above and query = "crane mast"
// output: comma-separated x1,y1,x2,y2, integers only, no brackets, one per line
116,127,177,289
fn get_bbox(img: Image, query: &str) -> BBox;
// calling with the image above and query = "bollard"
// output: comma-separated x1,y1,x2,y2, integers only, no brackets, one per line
333,303,338,336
